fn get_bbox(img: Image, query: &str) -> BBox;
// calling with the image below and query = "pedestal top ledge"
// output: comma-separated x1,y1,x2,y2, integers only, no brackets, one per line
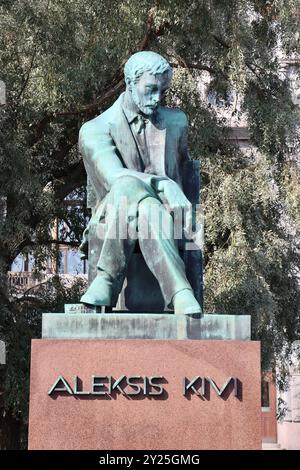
42,309,251,341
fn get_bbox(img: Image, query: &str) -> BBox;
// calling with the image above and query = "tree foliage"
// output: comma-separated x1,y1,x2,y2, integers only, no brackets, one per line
0,0,299,445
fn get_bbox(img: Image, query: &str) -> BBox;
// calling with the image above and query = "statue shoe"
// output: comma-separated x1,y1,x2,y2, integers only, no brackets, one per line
172,288,202,316
80,271,113,307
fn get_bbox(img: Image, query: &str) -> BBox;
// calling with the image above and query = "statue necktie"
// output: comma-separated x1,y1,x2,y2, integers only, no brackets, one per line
133,115,150,171
136,114,149,134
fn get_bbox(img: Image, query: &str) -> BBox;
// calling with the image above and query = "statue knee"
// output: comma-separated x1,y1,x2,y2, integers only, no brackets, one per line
138,197,161,213
138,197,169,225
110,176,150,202
138,198,174,240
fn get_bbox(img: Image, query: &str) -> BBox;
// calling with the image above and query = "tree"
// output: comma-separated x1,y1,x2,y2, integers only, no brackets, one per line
0,0,299,447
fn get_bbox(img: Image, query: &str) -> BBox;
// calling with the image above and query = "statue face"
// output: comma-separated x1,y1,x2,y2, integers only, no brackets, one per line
129,71,170,116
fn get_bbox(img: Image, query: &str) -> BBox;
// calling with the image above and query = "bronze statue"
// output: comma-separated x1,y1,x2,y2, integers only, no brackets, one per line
79,51,202,316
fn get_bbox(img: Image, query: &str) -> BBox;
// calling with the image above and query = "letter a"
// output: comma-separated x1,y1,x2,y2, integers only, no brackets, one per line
48,376,73,395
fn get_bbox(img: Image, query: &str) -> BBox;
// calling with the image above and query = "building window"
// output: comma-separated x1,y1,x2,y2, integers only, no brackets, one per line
261,379,270,408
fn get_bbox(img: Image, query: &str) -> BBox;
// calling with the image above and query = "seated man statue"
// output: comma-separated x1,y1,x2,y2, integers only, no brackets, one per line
79,51,202,316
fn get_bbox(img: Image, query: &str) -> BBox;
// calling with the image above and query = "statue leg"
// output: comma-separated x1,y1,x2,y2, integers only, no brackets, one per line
81,176,157,306
137,197,202,315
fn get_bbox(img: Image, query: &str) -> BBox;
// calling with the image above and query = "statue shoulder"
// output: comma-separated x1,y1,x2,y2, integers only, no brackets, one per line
159,106,188,128
79,115,101,137
79,104,118,140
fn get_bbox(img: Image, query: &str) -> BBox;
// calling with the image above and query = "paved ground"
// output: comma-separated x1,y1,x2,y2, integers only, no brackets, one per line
262,442,282,450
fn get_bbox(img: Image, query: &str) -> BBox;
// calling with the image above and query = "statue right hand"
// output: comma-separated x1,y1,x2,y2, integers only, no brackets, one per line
157,180,192,237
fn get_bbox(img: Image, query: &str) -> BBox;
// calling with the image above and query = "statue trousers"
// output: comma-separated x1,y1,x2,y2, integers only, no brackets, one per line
96,175,192,307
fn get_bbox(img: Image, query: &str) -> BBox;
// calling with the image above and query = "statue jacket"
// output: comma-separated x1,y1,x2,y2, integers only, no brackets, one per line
79,91,190,221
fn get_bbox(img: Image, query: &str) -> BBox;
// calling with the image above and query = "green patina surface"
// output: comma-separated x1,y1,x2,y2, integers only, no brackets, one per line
79,51,203,316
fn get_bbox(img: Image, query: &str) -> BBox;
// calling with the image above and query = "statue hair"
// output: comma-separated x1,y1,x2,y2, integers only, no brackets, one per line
124,51,172,85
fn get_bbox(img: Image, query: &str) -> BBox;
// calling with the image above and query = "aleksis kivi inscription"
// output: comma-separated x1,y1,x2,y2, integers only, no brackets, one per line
48,375,241,399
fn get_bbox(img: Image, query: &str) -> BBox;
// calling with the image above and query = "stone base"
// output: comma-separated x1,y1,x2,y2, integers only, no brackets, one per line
28,339,261,450
42,313,251,340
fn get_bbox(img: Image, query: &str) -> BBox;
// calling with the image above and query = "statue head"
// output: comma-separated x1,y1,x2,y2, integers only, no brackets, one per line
124,51,172,116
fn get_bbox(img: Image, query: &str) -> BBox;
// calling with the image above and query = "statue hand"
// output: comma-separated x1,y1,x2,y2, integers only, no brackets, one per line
157,180,192,237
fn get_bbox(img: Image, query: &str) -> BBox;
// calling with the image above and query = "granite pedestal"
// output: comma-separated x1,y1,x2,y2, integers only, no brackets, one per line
28,312,261,450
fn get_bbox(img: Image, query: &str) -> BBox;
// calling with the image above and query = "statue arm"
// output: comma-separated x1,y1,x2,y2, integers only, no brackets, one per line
79,120,169,193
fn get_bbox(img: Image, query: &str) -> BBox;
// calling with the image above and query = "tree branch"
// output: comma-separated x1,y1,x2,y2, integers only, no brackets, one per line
28,9,156,138
7,10,160,265
212,34,230,49
211,33,279,94
53,160,85,200
18,280,50,298
57,79,125,117
15,295,44,304
17,47,37,101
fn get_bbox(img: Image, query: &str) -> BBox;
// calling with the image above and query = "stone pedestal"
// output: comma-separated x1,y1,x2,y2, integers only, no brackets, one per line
28,336,261,450
42,312,251,340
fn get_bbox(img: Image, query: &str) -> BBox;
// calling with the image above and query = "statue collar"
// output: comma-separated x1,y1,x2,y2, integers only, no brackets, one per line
121,91,159,125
